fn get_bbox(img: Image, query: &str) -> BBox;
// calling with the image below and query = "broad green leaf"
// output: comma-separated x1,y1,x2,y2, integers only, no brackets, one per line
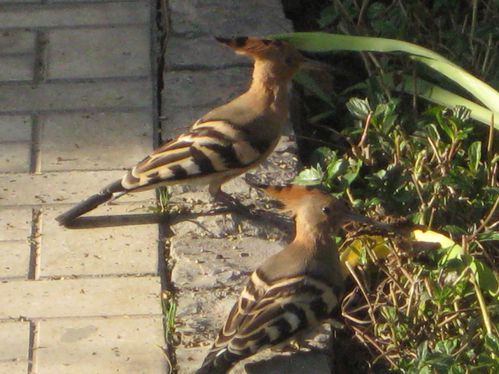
294,167,323,185
468,141,482,172
469,258,499,296
326,159,347,180
346,97,372,120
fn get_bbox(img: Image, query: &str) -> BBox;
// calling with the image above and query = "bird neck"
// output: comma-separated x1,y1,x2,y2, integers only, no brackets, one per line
247,60,290,116
293,217,333,252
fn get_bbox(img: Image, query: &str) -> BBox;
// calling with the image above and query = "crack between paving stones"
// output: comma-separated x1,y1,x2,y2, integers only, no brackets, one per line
27,320,39,374
153,0,179,373
29,115,42,174
28,208,42,280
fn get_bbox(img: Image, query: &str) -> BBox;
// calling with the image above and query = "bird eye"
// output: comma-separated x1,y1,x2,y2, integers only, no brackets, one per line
285,56,293,65
322,207,330,215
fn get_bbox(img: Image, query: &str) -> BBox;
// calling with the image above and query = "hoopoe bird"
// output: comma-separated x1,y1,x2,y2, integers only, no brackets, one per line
56,37,307,226
196,183,373,374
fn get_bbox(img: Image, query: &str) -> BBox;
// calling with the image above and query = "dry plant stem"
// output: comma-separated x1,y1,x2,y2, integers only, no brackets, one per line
411,173,426,209
486,113,495,162
351,325,398,368
469,272,494,336
346,262,376,322
342,313,372,325
468,195,499,242
358,111,373,149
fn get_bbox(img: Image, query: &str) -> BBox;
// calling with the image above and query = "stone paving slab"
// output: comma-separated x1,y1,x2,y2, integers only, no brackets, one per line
175,347,206,374
169,0,292,36
0,360,26,374
234,351,332,374
0,142,30,173
47,26,150,79
0,320,30,361
41,205,159,277
165,35,248,70
175,288,238,348
0,207,31,241
0,320,29,374
171,236,282,289
0,276,161,319
40,111,153,171
0,30,36,54
36,317,166,374
0,54,34,81
0,115,31,141
162,68,251,112
0,80,152,114
0,241,30,279
0,171,155,206
0,2,150,29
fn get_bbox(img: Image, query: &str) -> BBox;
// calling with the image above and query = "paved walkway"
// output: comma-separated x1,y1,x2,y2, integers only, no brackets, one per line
0,1,332,373
0,1,163,373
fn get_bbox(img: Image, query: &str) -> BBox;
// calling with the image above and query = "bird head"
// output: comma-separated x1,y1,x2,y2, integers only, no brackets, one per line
246,177,371,236
216,36,305,80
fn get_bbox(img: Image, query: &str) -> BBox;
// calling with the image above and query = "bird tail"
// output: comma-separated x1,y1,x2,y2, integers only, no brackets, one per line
55,180,125,226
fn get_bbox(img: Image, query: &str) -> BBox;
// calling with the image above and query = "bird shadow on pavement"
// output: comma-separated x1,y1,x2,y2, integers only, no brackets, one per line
241,351,332,374
61,204,292,231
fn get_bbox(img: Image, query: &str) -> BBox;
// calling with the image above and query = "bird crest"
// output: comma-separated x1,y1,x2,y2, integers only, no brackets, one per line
215,36,284,56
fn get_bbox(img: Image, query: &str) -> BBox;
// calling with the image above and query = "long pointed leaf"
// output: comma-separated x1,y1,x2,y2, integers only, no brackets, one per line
380,74,498,127
272,32,499,128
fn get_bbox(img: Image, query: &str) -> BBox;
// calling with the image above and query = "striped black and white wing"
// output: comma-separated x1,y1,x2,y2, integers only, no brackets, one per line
197,271,339,373
120,119,274,191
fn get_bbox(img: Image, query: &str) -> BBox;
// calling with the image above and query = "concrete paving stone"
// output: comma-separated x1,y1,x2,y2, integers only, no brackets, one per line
170,236,282,289
0,142,30,173
160,105,210,138
0,241,30,279
0,30,35,55
178,334,332,374
0,2,150,29
233,351,332,374
0,80,151,113
165,35,249,70
0,276,161,319
169,0,292,36
0,115,31,142
175,346,206,374
0,361,26,374
0,320,30,361
40,111,153,171
0,207,31,241
175,288,238,348
0,54,34,81
47,26,150,79
37,317,166,374
0,170,155,206
162,67,251,111
41,205,158,277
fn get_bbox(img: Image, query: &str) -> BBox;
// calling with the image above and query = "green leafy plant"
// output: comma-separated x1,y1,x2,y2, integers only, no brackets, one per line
270,1,498,371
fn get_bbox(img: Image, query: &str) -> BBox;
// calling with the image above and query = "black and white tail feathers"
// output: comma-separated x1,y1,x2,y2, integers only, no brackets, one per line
55,180,125,226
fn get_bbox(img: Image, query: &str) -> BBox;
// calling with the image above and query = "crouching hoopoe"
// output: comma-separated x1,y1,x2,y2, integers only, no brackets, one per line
196,183,374,374
55,37,307,226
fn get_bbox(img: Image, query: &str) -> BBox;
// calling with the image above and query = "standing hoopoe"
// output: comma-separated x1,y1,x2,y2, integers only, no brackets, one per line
196,183,373,374
56,37,306,226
